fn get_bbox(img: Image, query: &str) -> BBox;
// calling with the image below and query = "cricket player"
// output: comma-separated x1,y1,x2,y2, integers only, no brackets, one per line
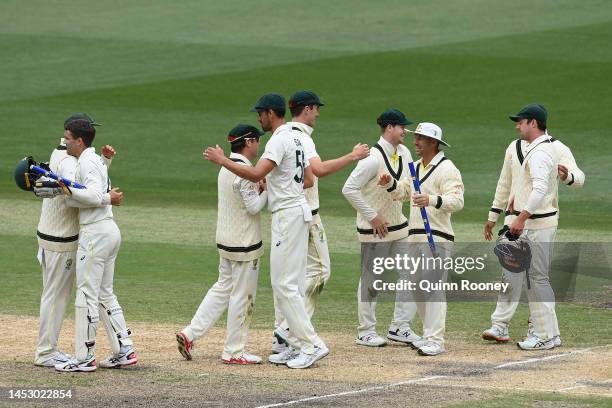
204,95,329,369
32,113,116,367
176,124,267,364
482,103,585,348
266,90,369,354
54,118,136,372
342,108,421,347
379,122,464,356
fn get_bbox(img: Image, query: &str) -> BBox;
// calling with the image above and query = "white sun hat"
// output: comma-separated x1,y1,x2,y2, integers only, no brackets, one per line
409,122,450,147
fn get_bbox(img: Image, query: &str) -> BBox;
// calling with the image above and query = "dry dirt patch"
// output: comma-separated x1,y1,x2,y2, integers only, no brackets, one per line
1,314,610,407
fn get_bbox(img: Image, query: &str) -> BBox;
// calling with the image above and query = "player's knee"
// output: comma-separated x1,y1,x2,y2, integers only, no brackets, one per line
271,281,294,297
99,298,122,315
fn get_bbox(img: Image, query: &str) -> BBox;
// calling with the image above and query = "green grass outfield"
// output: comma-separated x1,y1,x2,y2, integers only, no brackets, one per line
0,1,611,405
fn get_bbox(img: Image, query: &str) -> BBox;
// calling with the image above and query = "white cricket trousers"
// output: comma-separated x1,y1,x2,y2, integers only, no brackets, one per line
182,257,259,357
270,206,321,354
275,214,331,331
35,248,75,364
74,219,133,361
411,242,452,346
491,227,559,340
357,237,417,338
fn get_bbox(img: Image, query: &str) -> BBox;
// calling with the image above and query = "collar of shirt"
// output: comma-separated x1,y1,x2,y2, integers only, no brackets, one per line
78,147,96,162
418,151,446,170
287,121,314,137
59,137,66,146
525,134,550,152
229,152,252,166
377,136,402,165
271,123,291,137
377,136,398,156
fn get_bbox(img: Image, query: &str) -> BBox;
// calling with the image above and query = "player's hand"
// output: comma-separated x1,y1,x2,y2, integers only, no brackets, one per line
484,221,496,241
558,164,569,181
509,217,525,236
56,179,72,196
412,193,429,207
110,187,123,206
350,144,370,161
102,145,116,159
203,145,226,165
378,174,392,187
369,215,390,238
259,179,267,192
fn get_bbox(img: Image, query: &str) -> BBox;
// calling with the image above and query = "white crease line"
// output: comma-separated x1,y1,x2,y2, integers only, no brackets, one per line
257,344,612,407
254,375,447,408
557,378,612,393
494,350,585,369
425,382,558,393
494,344,612,369
557,384,588,392
494,347,595,369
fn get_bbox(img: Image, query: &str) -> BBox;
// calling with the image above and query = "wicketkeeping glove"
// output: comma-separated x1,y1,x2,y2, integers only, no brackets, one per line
33,186,64,198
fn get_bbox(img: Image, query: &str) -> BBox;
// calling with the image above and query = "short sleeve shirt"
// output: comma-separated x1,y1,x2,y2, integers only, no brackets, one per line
261,124,309,212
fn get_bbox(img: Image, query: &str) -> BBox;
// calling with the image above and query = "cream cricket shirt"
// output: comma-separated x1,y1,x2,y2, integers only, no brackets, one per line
510,134,560,230
216,153,267,261
382,151,464,242
342,137,412,242
261,124,310,213
287,121,320,214
488,134,585,227
64,147,113,225
36,140,80,252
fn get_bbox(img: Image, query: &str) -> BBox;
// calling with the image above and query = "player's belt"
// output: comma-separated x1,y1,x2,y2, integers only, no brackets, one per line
311,208,319,216
504,210,557,219
37,230,79,243
408,228,454,242
216,241,263,253
357,221,408,235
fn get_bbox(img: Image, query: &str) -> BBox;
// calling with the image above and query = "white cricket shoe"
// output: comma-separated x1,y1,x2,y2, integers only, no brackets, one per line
272,328,290,354
222,352,262,365
481,326,511,343
526,324,561,347
55,355,97,372
268,346,299,365
286,344,329,369
99,347,138,368
517,336,554,350
356,333,387,347
274,327,289,342
409,339,428,350
36,351,72,367
417,341,446,356
387,327,421,345
272,337,289,354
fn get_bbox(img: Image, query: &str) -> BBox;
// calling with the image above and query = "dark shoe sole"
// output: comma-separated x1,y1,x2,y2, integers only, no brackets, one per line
481,333,511,343
176,333,192,360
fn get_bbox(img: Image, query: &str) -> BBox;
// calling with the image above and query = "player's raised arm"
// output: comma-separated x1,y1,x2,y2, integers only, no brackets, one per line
309,143,369,178
204,145,276,182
